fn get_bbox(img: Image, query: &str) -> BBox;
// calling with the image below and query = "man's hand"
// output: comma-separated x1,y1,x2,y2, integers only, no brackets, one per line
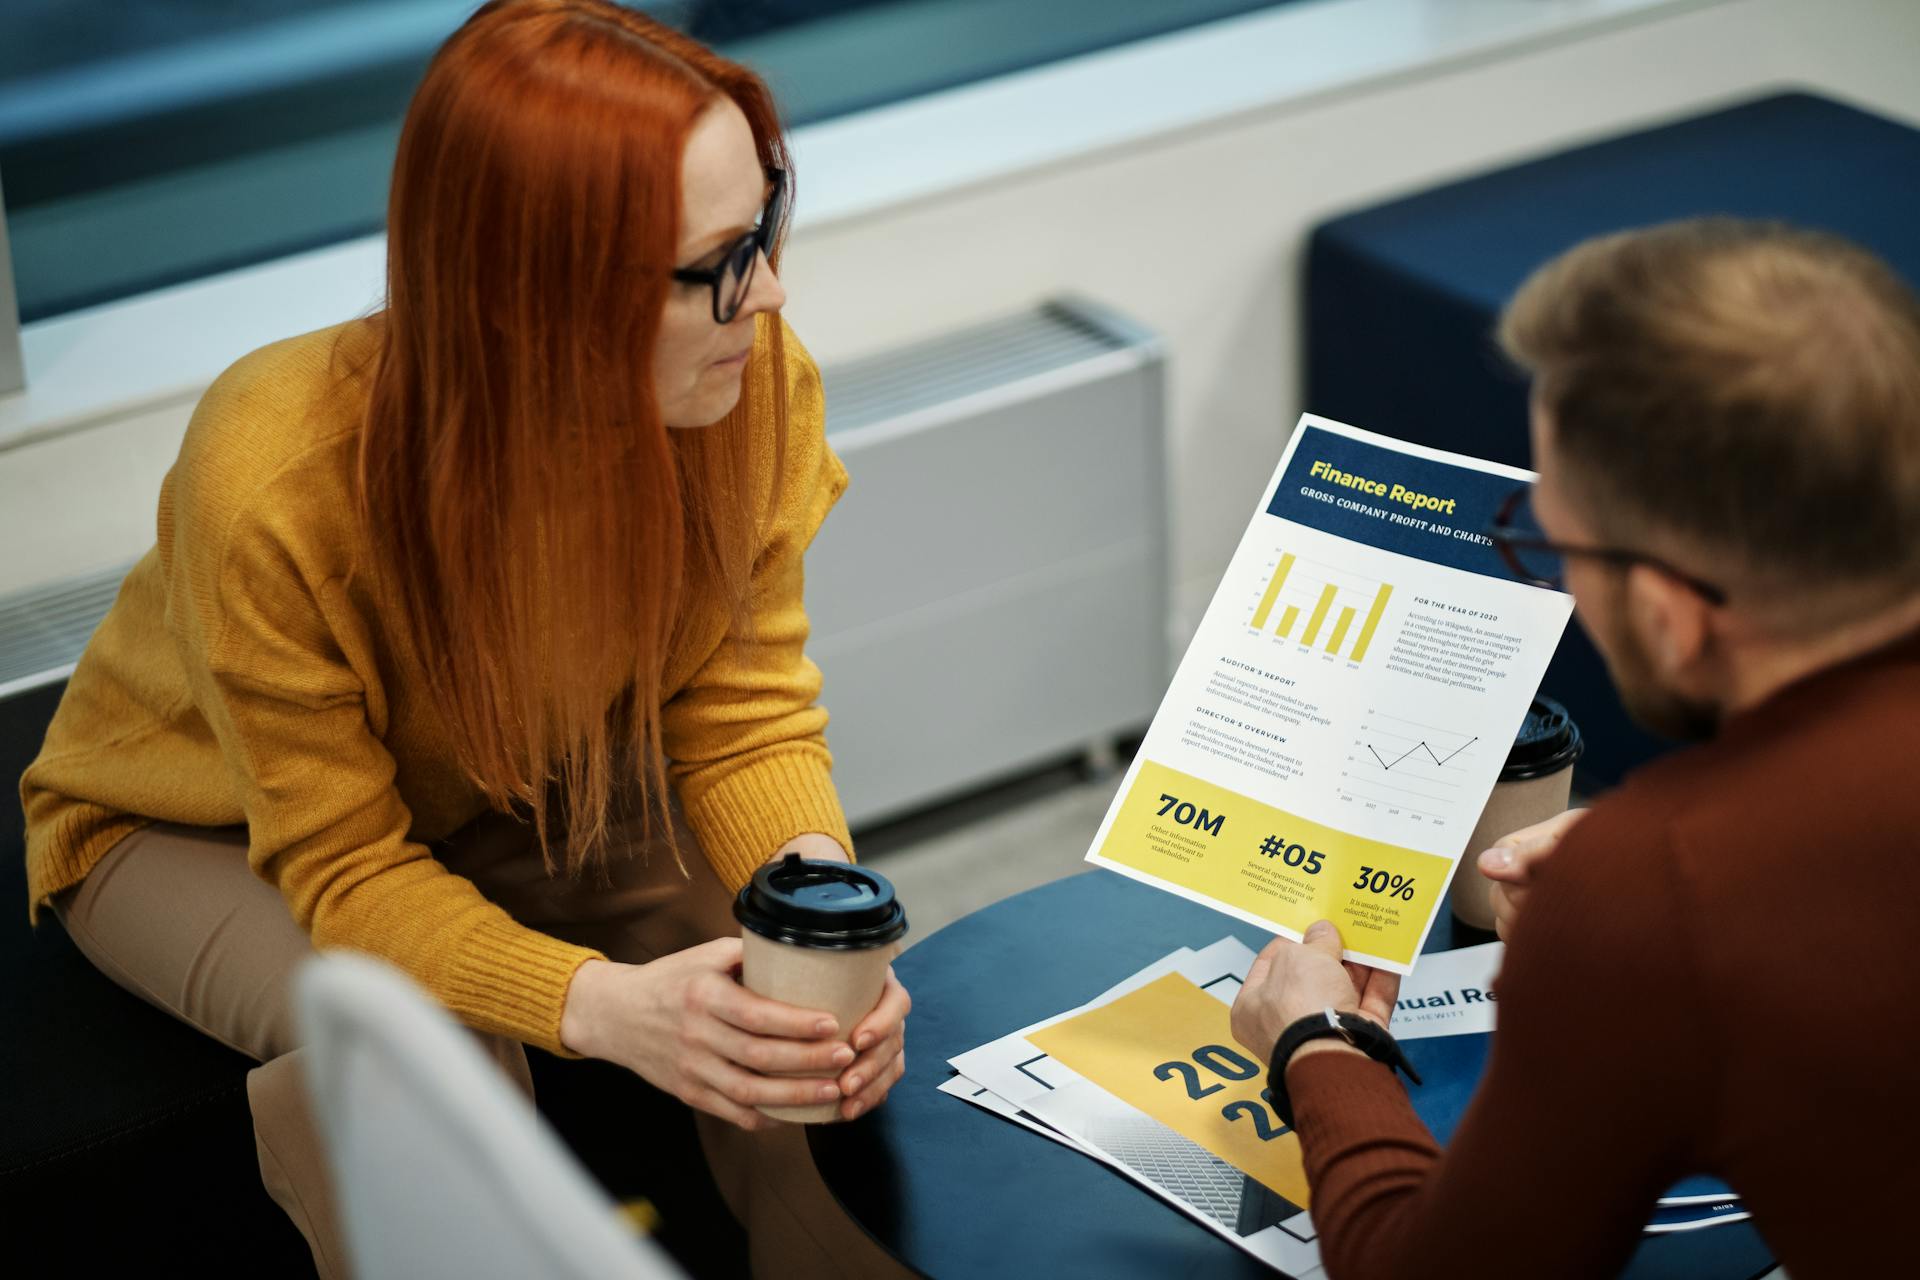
1476,807,1589,941
1231,920,1401,1066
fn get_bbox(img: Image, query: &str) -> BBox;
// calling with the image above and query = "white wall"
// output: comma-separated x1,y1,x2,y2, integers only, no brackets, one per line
4,0,1920,630
776,0,1920,639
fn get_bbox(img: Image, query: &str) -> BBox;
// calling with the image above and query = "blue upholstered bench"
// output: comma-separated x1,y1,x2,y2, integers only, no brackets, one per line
1305,91,1920,785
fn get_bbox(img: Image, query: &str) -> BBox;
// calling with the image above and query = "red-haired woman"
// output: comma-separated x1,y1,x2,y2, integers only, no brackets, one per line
20,3,909,1276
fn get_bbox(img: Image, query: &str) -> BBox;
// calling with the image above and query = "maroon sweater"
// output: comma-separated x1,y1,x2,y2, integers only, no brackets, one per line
1288,629,1920,1278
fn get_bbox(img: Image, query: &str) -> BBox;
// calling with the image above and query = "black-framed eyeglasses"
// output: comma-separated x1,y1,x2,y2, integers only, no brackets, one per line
671,167,787,325
1487,487,1729,606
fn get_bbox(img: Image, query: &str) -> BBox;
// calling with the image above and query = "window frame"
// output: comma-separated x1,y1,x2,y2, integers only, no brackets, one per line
0,168,22,394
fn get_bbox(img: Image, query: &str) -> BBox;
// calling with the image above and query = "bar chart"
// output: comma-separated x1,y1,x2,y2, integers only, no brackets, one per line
1249,551,1395,663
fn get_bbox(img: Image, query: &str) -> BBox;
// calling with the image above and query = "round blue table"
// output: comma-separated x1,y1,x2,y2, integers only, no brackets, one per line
810,869,1776,1278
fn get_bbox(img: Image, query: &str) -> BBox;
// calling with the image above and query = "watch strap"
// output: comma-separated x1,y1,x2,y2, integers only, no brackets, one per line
1265,1006,1422,1129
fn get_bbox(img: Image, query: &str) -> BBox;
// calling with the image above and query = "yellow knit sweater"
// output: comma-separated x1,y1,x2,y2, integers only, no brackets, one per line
20,313,853,1057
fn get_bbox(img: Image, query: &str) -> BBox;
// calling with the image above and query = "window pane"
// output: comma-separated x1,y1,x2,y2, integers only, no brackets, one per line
1,0,1298,322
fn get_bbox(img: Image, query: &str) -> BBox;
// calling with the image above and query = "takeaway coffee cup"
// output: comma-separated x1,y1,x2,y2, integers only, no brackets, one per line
1450,697,1584,932
734,854,909,1123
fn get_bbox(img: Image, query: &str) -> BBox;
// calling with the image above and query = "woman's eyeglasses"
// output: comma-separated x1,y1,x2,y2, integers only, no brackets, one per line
672,167,787,325
1487,487,1729,605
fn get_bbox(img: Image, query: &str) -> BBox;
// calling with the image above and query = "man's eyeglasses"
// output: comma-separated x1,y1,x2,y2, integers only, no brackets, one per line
1487,487,1729,606
671,167,787,325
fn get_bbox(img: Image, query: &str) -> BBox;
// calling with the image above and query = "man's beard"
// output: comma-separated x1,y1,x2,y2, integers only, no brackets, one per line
1596,611,1721,743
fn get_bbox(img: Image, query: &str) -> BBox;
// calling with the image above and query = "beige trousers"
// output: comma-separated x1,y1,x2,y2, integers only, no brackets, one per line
49,810,908,1280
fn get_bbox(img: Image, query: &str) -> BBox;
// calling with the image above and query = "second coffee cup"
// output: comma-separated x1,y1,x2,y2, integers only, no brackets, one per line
1450,697,1584,932
734,853,909,1123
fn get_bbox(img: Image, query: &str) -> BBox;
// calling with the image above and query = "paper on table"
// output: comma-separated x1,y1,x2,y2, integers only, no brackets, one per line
949,938,1254,1099
940,941,1220,1162
1030,973,1312,1207
948,936,1738,1254
937,1074,1092,1154
1643,1200,1753,1234
938,1070,1327,1269
1391,940,1502,1040
1658,1185,1743,1207
949,1065,1743,1242
944,940,1244,1090
947,939,1323,1275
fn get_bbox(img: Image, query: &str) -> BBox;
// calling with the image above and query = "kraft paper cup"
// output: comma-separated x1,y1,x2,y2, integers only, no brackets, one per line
1451,698,1583,933
734,854,909,1124
739,931,897,1122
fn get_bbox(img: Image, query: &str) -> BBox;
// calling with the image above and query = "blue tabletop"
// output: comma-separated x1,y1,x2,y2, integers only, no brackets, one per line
811,869,1774,1278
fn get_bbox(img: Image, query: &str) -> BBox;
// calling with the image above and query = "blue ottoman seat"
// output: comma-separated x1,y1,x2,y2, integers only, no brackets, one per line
2,680,744,1275
0,681,314,1272
1305,91,1920,785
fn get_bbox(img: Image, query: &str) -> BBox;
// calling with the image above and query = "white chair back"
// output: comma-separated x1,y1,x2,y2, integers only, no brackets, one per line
296,951,686,1280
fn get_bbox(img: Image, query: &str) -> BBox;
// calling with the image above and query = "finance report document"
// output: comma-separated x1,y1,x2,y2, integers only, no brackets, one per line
1086,415,1574,971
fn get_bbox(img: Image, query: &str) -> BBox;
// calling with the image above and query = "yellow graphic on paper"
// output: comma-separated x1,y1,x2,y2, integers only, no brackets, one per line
1030,973,1311,1207
1326,605,1356,655
1300,583,1338,646
1350,583,1393,661
1250,553,1296,630
1095,760,1452,966
1249,552,1396,664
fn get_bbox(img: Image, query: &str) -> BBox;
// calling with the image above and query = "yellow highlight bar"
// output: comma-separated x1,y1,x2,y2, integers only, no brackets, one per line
1350,583,1395,662
1277,604,1300,639
1251,553,1295,631
1327,605,1356,655
1031,975,1312,1207
1094,759,1451,966
1300,583,1338,645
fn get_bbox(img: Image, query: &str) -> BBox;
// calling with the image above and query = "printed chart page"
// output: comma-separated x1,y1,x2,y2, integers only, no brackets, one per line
1087,415,1573,971
948,941,1325,1275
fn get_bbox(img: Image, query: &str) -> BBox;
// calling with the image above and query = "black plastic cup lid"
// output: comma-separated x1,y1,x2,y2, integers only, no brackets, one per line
1501,696,1584,782
734,854,908,950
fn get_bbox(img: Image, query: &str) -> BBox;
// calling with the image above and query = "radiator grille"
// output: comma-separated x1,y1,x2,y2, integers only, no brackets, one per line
0,300,1153,700
821,300,1146,432
0,562,131,696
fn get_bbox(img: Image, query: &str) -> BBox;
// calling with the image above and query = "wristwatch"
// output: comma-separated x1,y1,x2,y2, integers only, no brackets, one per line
1266,1006,1422,1128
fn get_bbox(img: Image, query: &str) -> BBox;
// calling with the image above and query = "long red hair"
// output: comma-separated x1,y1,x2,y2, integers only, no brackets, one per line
360,0,792,875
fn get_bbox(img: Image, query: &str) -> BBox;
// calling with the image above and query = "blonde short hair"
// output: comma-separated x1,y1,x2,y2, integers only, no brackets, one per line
1499,217,1920,600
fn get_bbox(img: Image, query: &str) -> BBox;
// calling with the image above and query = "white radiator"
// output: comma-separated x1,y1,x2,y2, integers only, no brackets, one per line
0,297,1172,830
0,561,125,700
811,297,1169,827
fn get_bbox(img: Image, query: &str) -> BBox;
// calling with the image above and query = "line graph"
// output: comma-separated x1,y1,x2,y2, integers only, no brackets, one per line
1338,712,1482,826
1365,735,1479,773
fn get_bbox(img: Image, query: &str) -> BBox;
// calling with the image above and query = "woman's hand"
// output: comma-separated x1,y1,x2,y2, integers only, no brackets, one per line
560,944,853,1130
1230,921,1401,1067
836,965,910,1120
1476,807,1589,941
763,835,913,1120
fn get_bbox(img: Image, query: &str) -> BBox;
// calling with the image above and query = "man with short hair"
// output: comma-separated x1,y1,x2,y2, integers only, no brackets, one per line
1231,218,1920,1278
